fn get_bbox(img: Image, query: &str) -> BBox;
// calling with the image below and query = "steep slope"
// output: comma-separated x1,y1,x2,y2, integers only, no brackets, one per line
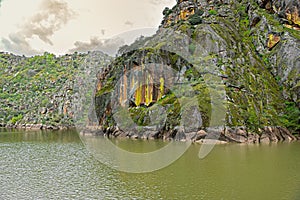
94,0,299,142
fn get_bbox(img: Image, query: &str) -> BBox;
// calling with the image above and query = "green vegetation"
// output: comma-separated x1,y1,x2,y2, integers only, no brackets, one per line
163,7,172,16
208,9,217,16
280,102,300,134
10,114,23,124
188,9,204,25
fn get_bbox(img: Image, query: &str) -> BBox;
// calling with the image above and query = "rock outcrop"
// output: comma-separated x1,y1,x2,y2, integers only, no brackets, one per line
94,0,299,142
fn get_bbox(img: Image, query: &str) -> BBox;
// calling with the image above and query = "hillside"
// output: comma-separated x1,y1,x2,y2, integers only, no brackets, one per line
0,51,112,129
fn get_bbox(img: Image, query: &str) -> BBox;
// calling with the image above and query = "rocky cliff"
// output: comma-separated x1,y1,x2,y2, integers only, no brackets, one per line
94,0,299,142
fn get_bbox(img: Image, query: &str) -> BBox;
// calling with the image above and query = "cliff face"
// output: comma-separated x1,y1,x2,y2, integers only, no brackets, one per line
94,0,299,139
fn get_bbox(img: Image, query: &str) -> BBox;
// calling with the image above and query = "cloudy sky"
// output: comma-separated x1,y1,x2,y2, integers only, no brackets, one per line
0,0,176,56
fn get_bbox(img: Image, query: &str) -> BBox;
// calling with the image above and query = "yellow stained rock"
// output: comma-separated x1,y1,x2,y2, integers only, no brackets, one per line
267,34,280,50
179,8,194,20
286,8,300,26
284,24,293,29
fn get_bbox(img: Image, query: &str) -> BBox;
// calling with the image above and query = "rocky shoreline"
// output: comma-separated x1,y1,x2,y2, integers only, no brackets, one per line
0,123,73,130
80,126,299,144
1,123,299,144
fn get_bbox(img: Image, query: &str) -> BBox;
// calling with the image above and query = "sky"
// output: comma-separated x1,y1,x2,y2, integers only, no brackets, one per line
0,0,176,56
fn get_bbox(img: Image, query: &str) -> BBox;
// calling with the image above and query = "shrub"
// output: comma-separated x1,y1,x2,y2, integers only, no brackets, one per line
188,9,204,25
163,7,172,16
10,114,23,124
208,9,218,16
280,102,300,134
189,15,203,25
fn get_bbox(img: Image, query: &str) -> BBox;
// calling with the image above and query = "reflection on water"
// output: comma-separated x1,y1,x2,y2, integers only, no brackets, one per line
0,129,299,199
82,135,191,173
0,128,81,143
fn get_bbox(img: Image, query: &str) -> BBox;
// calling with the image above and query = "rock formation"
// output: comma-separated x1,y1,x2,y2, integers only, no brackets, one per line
94,0,299,142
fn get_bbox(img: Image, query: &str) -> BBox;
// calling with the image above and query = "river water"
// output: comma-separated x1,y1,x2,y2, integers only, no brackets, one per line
0,129,299,200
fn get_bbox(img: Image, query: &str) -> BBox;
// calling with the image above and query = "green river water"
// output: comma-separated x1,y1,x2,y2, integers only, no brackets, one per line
0,128,299,199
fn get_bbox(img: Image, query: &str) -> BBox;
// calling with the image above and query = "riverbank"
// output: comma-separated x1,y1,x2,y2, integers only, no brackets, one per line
2,123,299,144
80,126,299,144
0,123,74,131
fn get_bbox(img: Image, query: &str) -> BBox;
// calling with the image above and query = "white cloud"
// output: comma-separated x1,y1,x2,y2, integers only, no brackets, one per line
69,37,125,56
1,0,76,55
0,0,176,55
